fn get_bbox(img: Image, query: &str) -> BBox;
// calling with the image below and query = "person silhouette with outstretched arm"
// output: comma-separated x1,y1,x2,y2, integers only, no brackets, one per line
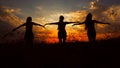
12,16,44,47
45,15,77,45
73,13,110,45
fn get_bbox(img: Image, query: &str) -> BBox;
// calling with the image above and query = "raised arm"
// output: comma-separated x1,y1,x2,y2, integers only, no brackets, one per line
64,22,77,24
72,22,85,26
12,23,26,31
45,22,59,26
94,20,110,24
32,22,44,27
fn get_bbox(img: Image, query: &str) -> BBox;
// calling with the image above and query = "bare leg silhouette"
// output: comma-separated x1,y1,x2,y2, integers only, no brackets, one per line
63,37,66,44
45,15,78,45
59,38,62,45
73,13,110,48
11,17,44,48
25,39,33,48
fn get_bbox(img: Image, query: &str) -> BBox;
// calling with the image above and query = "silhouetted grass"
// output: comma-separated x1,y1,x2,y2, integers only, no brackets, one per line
0,37,120,68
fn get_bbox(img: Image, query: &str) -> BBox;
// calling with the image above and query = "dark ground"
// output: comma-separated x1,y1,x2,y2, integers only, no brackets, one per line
0,38,120,68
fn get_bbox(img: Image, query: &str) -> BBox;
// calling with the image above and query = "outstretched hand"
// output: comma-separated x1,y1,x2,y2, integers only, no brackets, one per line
107,23,111,25
72,23,78,26
72,21,82,26
72,24,75,26
12,28,17,31
44,23,48,26
42,24,47,29
44,23,49,27
104,22,111,25
41,25,45,28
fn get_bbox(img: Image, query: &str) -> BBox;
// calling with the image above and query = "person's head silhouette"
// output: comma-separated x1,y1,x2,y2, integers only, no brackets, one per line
26,16,32,23
59,15,64,22
86,13,92,21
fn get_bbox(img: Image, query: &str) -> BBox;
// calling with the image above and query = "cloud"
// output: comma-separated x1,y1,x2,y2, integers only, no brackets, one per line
37,0,120,43
0,6,53,43
0,6,23,26
1,0,120,43
88,0,120,34
0,6,23,43
63,0,120,34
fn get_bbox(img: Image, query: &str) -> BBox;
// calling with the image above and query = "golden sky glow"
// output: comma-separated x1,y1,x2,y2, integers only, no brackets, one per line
1,0,120,43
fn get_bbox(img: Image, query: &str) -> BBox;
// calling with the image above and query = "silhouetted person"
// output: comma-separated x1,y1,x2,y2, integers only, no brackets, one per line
12,16,44,47
45,15,77,45
73,13,110,45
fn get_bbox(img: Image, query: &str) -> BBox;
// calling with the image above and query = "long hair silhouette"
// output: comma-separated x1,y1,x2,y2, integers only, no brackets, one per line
12,16,44,47
73,13,110,44
45,15,77,44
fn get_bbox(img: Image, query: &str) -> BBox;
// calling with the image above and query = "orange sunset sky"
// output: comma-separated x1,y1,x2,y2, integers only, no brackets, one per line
0,0,120,43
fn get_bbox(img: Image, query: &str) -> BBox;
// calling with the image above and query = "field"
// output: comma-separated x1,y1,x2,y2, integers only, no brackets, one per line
0,37,120,68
